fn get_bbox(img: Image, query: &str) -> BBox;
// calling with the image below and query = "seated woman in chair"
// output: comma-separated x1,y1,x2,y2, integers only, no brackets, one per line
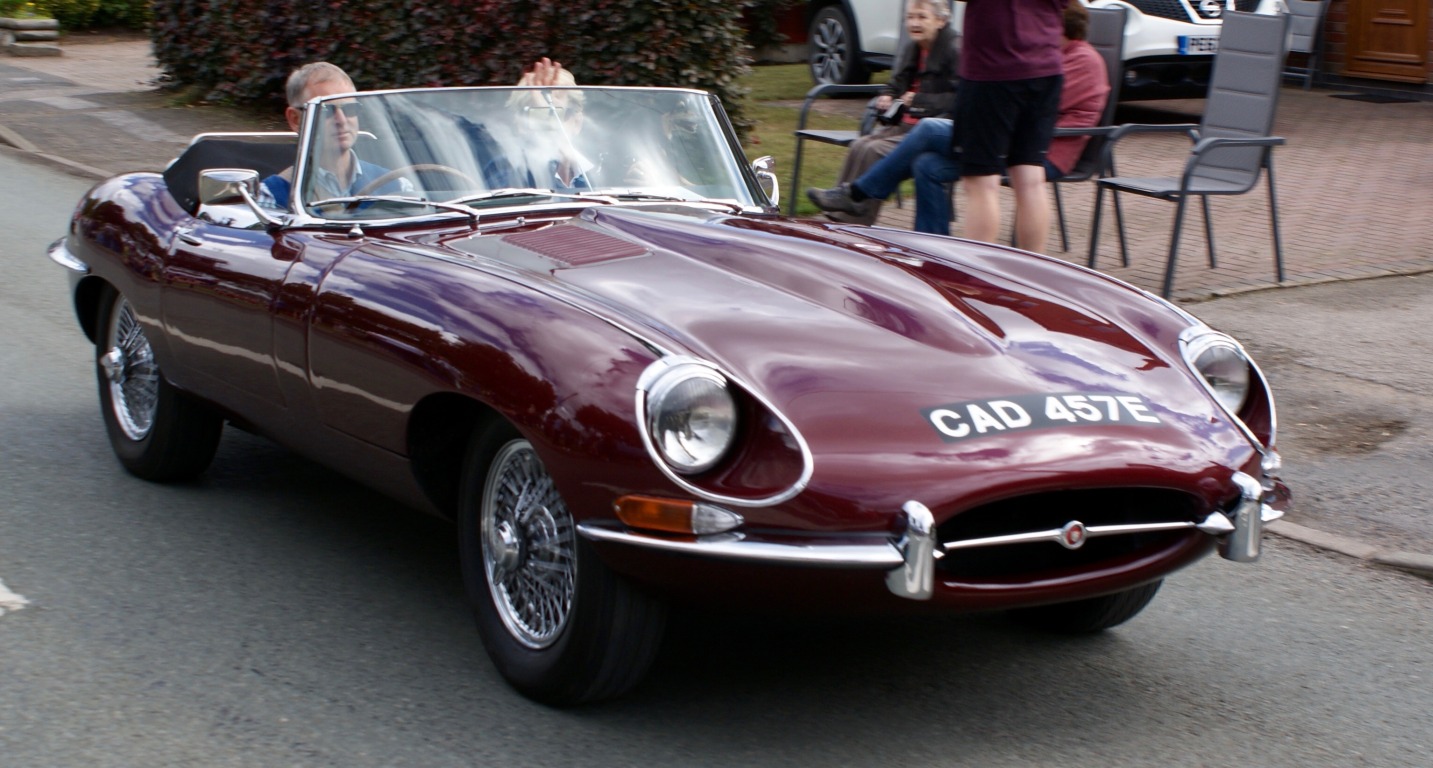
825,0,960,225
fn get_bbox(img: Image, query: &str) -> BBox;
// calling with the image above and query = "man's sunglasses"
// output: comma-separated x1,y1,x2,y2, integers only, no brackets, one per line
320,102,365,120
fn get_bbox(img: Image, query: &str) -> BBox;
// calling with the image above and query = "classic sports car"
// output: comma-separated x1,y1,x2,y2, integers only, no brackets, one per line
49,85,1288,705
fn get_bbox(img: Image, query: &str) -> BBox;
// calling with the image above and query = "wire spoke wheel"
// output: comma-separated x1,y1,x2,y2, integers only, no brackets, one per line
94,287,222,482
460,422,666,704
101,296,160,441
481,439,577,649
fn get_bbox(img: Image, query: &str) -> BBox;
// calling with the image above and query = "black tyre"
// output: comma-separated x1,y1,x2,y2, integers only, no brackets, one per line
1008,580,1163,634
809,5,867,85
458,422,666,706
96,287,223,481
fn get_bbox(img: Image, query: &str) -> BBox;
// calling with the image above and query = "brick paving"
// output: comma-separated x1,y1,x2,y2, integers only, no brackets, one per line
4,41,1432,302
873,89,1433,300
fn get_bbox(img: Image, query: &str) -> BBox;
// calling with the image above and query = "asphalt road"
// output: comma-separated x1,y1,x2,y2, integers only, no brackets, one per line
1193,275,1433,559
2,149,1431,767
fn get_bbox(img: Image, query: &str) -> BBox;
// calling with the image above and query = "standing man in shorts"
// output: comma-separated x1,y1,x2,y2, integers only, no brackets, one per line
954,0,1068,254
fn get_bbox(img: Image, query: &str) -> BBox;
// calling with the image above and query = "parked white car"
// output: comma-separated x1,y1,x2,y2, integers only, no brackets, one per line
807,0,1283,100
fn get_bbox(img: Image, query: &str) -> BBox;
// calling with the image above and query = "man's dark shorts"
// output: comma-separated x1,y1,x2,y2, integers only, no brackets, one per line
952,74,1063,177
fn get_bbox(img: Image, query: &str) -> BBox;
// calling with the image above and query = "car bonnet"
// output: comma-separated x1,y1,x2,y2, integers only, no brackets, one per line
446,206,1258,493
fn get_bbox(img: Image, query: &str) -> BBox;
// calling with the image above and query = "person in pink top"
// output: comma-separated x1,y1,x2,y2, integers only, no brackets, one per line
954,0,1068,253
1046,4,1111,179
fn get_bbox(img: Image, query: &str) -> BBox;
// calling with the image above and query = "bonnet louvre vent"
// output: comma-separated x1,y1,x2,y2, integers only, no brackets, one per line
505,227,648,267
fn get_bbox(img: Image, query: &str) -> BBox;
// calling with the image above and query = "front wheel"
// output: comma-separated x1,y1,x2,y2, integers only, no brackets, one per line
1008,581,1163,634
95,286,223,481
458,422,666,705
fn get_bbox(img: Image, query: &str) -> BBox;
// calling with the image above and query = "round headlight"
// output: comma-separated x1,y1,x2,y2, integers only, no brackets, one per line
644,366,737,474
1182,330,1252,414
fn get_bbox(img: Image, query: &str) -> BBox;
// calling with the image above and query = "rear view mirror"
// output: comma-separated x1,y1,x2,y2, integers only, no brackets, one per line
198,169,282,229
199,169,261,206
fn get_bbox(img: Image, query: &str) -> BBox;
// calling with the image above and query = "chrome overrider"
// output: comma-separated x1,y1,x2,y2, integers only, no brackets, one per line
577,469,1284,601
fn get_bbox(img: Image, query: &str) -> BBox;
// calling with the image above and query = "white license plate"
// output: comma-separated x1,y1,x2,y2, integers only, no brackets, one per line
1178,35,1219,55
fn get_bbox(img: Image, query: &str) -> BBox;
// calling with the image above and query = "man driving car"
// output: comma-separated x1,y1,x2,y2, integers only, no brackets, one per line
255,62,413,209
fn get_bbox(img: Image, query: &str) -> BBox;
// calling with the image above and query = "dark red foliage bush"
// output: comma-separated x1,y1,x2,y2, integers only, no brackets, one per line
151,0,753,133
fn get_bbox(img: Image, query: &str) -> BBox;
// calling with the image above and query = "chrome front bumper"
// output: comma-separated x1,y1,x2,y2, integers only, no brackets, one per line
47,237,89,274
578,471,1283,602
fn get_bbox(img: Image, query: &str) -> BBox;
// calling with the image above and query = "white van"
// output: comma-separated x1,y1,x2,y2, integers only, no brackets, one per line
807,0,1284,100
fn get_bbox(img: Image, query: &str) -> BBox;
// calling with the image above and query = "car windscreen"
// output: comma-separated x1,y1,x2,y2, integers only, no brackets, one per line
294,87,759,220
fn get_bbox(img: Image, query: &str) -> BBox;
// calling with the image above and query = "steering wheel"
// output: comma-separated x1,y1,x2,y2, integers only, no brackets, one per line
357,164,478,195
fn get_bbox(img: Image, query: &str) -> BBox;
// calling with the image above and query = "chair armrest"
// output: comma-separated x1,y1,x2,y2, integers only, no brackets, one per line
1098,123,1202,178
800,83,888,100
796,83,887,131
1107,122,1201,142
1052,125,1119,139
1178,136,1287,191
1189,135,1286,155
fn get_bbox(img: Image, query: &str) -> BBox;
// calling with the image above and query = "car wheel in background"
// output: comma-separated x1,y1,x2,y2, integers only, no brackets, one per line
809,5,867,85
95,286,223,482
1007,580,1163,634
458,422,666,705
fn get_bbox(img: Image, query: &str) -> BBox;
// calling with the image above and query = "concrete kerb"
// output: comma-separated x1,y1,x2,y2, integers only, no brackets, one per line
1269,521,1433,581
2,43,1431,582
0,122,36,152
0,130,112,180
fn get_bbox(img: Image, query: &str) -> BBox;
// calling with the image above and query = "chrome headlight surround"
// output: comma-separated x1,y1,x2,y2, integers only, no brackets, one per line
1178,325,1279,451
638,358,738,475
635,356,814,508
1180,326,1252,414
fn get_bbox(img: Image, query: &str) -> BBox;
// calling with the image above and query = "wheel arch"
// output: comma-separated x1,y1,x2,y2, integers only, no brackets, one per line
805,0,855,25
72,275,112,345
407,392,507,519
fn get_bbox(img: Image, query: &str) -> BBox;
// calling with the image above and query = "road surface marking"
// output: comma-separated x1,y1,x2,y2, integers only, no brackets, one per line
0,578,30,616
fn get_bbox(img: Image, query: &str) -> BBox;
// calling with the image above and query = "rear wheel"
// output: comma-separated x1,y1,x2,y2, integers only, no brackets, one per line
458,422,666,705
809,5,867,85
96,287,222,481
1008,581,1163,634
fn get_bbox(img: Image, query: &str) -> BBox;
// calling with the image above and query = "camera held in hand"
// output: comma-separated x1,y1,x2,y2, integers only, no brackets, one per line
875,100,908,126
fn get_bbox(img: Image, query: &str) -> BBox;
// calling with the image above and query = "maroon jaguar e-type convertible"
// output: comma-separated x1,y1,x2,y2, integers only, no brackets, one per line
49,85,1288,705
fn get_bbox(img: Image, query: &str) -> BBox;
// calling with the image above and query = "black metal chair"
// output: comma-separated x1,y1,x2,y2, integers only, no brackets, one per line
1283,0,1330,90
787,82,886,215
1087,11,1292,299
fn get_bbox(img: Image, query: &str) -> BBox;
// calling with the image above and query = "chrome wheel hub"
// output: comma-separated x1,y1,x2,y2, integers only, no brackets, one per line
104,297,159,441
481,439,576,650
490,520,524,575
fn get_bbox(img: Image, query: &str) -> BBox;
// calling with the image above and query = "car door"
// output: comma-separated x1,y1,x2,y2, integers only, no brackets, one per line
160,216,297,415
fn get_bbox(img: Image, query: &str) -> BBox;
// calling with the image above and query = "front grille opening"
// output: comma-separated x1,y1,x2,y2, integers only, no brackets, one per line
936,488,1203,581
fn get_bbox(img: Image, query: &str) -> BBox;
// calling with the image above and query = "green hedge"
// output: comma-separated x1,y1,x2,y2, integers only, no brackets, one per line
150,0,753,135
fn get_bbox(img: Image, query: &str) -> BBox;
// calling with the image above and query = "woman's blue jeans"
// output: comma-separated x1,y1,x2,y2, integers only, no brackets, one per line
850,118,960,235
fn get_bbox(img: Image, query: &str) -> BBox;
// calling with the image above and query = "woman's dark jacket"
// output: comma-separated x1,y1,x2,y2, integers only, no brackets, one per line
883,24,961,119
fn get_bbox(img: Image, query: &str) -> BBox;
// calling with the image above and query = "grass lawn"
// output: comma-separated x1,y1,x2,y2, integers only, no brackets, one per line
737,63,914,217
